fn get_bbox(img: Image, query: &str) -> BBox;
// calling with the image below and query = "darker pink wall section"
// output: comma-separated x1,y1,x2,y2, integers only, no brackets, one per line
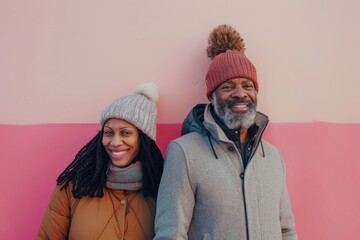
264,122,360,239
0,123,359,239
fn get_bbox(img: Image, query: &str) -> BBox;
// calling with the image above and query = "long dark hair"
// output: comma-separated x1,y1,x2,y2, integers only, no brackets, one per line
57,129,164,199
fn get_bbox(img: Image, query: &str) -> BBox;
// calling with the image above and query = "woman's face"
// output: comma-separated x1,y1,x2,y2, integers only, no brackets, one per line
102,118,140,167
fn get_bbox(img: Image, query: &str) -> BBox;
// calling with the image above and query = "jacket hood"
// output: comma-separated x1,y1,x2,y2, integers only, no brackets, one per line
181,104,209,136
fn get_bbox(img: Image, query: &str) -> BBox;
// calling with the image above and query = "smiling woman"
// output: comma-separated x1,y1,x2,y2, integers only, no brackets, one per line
102,119,140,168
37,82,164,240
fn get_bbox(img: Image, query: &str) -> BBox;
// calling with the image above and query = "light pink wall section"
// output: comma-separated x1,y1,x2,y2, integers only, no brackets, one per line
1,123,360,239
1,0,360,124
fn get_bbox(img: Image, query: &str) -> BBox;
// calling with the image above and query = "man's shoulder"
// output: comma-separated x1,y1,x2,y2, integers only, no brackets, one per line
172,131,207,145
168,132,213,155
260,139,283,158
261,139,278,149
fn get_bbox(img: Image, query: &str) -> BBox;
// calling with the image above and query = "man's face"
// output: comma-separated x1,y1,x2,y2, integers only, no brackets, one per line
210,77,257,129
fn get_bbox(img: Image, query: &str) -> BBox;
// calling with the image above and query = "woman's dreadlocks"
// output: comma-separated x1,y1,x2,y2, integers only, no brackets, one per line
56,130,164,199
138,131,164,199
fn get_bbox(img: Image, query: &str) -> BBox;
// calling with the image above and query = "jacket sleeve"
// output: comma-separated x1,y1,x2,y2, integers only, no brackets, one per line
279,156,298,240
154,141,195,240
37,185,72,240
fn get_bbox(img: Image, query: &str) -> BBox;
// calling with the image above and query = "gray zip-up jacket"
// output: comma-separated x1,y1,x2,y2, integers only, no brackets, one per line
154,104,297,240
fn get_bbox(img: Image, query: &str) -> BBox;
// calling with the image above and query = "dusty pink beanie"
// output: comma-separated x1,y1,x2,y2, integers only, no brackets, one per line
205,25,258,98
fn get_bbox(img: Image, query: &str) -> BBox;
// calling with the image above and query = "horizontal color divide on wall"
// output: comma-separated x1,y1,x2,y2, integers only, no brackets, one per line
0,122,359,240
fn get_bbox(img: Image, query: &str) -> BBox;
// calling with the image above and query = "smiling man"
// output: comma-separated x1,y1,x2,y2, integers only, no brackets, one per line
154,25,298,240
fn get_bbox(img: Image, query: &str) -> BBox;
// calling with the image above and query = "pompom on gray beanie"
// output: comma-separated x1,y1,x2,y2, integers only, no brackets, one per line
100,82,159,141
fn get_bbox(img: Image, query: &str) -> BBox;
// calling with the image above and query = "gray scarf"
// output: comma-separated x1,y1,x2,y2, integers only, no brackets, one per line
106,161,143,191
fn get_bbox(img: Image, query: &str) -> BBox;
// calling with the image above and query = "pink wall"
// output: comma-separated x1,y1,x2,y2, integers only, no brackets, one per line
0,123,180,239
1,122,359,239
1,0,360,239
1,0,360,124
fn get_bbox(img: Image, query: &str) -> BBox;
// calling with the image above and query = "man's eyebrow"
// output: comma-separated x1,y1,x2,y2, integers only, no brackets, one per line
243,80,254,84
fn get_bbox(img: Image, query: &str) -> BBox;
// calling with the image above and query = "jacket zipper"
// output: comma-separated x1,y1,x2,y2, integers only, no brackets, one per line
240,172,250,240
240,119,269,240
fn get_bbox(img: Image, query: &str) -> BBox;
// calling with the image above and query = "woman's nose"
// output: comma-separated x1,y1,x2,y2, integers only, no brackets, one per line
110,135,124,146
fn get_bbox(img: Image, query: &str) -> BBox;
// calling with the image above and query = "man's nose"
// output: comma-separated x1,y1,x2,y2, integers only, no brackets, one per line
232,86,247,99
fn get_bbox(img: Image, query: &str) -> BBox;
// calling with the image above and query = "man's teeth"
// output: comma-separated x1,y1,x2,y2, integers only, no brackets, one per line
234,105,247,108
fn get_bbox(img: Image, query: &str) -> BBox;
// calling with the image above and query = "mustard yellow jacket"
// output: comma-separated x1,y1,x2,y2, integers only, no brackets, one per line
38,185,155,240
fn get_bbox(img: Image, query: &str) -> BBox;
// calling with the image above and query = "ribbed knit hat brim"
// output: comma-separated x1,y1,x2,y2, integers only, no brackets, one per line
100,82,158,141
205,50,258,98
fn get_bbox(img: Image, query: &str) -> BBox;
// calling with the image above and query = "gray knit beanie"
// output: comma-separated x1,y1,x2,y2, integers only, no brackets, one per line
100,82,159,141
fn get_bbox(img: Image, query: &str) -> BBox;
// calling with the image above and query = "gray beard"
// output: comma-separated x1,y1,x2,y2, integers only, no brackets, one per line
213,95,257,130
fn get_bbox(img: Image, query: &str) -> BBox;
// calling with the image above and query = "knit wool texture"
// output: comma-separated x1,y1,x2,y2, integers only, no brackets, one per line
205,49,258,98
106,161,143,191
100,92,157,141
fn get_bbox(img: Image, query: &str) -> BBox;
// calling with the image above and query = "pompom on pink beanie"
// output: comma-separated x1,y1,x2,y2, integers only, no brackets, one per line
205,25,258,98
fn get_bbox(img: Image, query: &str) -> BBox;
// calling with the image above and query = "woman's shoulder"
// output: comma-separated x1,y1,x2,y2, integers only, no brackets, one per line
50,183,72,200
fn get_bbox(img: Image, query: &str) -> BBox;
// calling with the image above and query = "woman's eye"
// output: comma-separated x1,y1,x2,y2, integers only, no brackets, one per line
104,130,113,136
121,130,131,136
